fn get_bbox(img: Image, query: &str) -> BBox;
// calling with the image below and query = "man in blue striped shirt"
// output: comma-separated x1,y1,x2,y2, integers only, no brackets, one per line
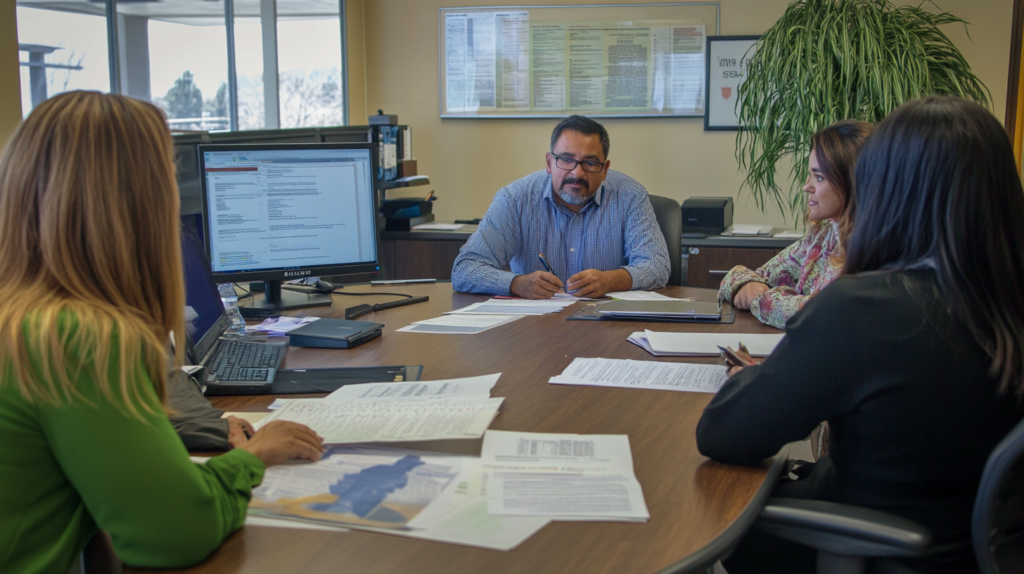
452,115,670,299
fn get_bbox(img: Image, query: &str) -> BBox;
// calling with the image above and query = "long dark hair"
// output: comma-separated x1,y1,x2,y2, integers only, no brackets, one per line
845,96,1024,396
809,119,874,260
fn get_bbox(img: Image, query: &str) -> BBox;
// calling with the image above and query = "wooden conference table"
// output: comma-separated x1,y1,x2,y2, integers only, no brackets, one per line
130,283,786,574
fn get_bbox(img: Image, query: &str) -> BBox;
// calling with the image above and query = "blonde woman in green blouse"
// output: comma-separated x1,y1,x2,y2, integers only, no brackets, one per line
0,91,324,574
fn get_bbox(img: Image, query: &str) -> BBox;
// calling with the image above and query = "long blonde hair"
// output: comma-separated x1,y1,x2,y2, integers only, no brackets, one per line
0,91,185,416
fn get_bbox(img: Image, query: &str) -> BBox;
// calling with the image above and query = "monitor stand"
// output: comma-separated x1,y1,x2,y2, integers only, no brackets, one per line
239,280,332,319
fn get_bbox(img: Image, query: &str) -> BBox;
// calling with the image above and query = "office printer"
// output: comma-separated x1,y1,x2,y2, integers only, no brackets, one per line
681,197,733,235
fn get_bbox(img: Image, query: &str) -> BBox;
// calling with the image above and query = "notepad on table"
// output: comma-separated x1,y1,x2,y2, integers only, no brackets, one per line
629,330,785,357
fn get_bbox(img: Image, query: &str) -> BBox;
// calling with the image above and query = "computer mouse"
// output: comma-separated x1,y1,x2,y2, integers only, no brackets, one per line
314,280,335,293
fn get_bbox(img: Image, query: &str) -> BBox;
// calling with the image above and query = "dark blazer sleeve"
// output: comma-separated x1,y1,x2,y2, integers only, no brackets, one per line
696,278,865,465
167,369,230,451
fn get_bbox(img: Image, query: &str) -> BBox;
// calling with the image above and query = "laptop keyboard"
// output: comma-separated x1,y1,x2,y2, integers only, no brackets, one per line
207,341,282,383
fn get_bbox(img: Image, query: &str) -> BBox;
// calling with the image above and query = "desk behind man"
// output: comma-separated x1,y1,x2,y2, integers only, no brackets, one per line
451,115,670,299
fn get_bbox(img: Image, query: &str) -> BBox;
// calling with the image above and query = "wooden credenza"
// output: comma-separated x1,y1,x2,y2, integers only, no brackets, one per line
682,232,798,288
378,225,476,280
375,225,800,288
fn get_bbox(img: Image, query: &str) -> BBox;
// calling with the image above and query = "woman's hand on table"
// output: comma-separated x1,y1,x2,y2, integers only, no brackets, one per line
239,420,325,466
733,282,770,310
226,415,256,449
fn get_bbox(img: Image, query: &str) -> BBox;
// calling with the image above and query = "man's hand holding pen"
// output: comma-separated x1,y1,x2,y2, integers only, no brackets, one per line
511,270,564,299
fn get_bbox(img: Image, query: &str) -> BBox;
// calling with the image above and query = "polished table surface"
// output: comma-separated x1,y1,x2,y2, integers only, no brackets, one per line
130,283,785,574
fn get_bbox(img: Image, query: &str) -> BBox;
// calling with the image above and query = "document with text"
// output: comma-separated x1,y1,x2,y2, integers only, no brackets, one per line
549,357,728,393
257,397,504,443
469,430,649,521
325,373,500,402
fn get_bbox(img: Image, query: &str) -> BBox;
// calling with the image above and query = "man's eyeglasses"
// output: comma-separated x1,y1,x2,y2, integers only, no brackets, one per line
551,154,607,173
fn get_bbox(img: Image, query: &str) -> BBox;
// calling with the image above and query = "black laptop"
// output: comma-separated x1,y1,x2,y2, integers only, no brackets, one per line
181,221,287,395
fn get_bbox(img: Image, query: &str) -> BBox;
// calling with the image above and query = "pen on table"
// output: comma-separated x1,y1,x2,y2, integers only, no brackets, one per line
537,252,567,293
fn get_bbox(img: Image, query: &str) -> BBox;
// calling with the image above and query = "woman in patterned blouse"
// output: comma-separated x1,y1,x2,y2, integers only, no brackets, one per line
719,120,874,330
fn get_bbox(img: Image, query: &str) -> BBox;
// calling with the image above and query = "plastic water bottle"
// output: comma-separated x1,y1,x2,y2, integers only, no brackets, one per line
217,283,247,336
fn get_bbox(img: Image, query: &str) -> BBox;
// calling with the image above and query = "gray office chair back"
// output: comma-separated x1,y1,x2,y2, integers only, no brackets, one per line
647,195,682,286
973,415,1024,574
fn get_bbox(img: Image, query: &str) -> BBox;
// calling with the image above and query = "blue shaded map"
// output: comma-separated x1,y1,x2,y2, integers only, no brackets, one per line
309,455,424,521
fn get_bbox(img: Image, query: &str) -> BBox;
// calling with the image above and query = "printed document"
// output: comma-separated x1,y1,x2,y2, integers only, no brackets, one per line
471,430,649,521
397,314,521,334
641,330,785,356
549,357,728,393
256,397,504,443
325,373,499,401
249,446,461,529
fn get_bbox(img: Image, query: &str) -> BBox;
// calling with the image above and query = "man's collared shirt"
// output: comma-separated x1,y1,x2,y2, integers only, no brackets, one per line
451,169,670,295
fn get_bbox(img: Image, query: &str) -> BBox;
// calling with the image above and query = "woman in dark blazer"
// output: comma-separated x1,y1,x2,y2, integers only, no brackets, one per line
697,96,1024,574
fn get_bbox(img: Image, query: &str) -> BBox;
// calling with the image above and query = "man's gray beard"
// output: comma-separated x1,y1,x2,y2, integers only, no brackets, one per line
556,188,592,206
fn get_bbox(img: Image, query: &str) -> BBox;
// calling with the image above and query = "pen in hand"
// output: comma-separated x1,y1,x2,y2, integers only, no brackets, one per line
537,253,567,293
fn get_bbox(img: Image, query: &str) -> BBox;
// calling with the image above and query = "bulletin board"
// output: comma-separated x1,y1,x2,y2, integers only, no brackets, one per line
439,3,720,119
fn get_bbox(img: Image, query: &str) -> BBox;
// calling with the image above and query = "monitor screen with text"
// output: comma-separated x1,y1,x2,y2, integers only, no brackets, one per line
199,144,378,280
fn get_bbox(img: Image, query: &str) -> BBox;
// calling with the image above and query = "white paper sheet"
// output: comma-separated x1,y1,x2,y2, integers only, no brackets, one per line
325,373,499,402
446,301,571,315
397,314,521,334
484,298,576,307
357,472,549,551
549,357,728,394
256,397,505,444
605,291,694,302
473,431,649,520
773,230,805,239
643,330,785,356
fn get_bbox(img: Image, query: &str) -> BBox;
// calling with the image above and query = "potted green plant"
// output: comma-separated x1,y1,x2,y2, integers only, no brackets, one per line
736,0,990,216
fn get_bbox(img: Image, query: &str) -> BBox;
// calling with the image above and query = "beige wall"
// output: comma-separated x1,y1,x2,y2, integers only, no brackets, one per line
363,0,1014,227
0,0,1011,226
0,0,23,145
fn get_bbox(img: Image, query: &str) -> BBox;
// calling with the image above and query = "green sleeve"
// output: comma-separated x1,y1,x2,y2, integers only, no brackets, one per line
37,365,265,568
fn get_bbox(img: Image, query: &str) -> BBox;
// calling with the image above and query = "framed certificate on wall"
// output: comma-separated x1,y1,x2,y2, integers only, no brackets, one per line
704,35,759,130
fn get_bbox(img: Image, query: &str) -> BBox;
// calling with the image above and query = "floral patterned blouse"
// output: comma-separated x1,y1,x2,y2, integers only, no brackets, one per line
718,220,841,330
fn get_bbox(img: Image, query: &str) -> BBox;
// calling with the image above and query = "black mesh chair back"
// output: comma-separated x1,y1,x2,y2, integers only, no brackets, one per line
646,195,682,285
973,415,1024,574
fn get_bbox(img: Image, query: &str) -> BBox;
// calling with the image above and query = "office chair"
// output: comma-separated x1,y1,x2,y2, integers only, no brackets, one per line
751,415,1024,574
647,195,683,285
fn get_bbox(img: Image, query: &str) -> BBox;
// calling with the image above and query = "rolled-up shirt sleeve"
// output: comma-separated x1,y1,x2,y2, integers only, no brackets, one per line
621,193,670,290
451,189,520,296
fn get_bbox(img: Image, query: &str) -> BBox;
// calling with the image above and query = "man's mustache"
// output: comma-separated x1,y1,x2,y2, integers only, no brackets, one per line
560,176,589,192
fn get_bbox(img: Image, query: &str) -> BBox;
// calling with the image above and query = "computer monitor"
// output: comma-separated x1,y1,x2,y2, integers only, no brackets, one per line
198,142,380,317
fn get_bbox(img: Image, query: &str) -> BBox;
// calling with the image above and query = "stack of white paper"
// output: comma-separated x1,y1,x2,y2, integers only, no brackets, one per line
469,430,649,522
397,314,521,334
630,330,785,357
549,357,728,394
728,224,773,236
446,298,576,315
